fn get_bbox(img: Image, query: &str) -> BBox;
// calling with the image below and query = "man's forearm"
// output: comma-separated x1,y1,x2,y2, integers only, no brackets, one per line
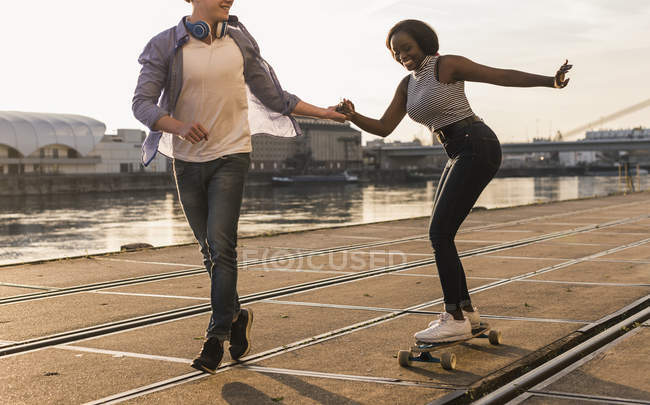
291,101,330,119
153,115,184,135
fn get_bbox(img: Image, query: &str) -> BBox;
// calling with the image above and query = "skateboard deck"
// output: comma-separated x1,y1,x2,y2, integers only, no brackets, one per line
397,322,502,370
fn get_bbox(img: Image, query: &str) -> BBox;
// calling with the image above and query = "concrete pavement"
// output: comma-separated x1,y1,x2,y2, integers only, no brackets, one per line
1,191,649,404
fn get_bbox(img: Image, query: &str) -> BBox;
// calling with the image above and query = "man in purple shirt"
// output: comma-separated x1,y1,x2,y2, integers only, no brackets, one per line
133,0,345,373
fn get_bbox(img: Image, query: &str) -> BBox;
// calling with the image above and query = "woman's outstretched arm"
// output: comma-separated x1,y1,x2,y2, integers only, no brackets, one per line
338,76,410,137
439,56,572,88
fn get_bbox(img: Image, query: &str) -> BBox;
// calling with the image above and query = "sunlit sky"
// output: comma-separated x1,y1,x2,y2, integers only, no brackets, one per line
1,0,649,144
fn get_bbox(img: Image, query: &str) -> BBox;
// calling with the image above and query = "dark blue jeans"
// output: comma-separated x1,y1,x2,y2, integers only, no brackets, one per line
173,152,250,341
429,121,502,312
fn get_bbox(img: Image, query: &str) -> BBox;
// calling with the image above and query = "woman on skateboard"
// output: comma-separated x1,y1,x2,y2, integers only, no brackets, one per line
337,19,571,343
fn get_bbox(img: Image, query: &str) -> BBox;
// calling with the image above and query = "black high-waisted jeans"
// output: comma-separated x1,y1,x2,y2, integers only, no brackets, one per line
428,121,502,312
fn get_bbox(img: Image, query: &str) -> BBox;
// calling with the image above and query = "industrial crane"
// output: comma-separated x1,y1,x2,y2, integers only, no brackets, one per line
555,98,650,141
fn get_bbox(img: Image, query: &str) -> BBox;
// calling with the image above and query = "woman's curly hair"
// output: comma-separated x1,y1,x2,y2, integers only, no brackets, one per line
386,20,439,58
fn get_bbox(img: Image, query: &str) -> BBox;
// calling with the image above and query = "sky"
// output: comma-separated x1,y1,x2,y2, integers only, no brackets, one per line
1,0,649,145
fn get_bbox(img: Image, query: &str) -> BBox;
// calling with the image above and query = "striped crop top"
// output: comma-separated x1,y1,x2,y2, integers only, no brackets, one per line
406,55,474,132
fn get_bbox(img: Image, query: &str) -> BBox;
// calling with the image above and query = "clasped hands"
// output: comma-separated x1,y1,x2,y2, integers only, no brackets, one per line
327,99,356,123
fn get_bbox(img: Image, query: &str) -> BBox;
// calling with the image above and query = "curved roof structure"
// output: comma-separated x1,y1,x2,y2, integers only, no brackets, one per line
0,111,106,157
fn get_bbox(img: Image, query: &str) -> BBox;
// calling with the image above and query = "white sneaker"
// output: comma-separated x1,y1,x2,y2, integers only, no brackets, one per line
463,307,481,329
414,312,472,343
426,307,481,329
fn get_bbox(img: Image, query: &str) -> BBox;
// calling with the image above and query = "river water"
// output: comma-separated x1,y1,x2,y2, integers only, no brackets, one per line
1,175,647,265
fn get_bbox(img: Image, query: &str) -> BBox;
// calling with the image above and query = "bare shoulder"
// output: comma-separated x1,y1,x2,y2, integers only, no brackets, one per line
437,55,467,70
439,54,469,64
398,75,410,93
437,55,470,83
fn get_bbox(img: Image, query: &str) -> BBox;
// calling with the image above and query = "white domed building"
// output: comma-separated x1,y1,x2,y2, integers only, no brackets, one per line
0,111,167,175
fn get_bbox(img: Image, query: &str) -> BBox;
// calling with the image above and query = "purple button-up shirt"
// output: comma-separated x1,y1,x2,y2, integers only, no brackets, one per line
132,16,302,166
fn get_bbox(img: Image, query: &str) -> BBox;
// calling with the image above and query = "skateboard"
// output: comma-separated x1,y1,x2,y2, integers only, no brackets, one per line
397,322,502,370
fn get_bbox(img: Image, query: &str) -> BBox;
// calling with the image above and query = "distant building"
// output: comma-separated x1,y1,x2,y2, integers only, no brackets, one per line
1,112,364,176
558,150,597,166
250,133,298,172
0,111,167,175
91,129,168,174
585,128,650,140
559,128,650,166
366,139,422,148
362,138,444,170
250,117,362,172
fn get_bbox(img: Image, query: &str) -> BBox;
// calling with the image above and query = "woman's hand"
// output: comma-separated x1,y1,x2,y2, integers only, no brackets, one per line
335,99,356,119
332,76,408,137
553,59,572,89
325,107,347,123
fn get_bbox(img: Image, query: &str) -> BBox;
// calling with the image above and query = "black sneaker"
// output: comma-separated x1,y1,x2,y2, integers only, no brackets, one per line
229,308,253,361
191,337,224,374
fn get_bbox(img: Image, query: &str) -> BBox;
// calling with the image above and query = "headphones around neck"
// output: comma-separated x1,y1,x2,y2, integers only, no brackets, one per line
185,15,237,40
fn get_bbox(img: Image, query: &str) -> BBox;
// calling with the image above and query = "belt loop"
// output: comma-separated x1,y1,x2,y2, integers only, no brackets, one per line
437,114,480,142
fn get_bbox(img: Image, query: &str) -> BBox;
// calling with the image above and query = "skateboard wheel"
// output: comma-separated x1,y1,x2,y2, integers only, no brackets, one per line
489,330,502,345
440,352,456,370
398,350,411,367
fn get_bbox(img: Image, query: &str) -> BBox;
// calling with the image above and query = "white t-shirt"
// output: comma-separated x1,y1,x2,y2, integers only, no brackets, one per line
171,34,252,162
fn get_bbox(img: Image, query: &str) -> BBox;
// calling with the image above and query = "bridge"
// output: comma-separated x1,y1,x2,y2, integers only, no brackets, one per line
367,138,650,158
368,97,650,161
